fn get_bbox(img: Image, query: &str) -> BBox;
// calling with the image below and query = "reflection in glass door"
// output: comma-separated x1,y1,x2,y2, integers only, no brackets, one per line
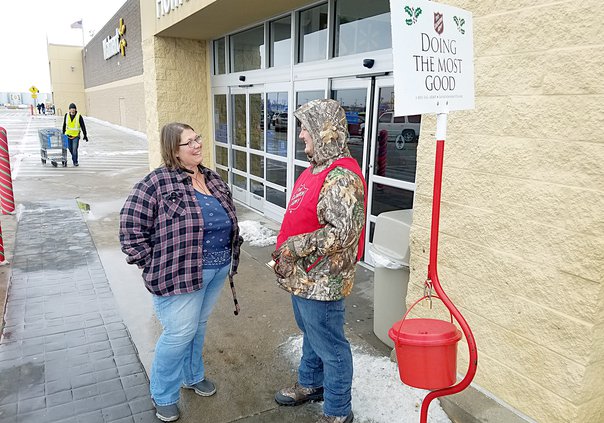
264,84,290,221
293,80,328,180
213,92,230,183
230,90,248,204
365,78,421,264
230,86,264,210
330,79,370,173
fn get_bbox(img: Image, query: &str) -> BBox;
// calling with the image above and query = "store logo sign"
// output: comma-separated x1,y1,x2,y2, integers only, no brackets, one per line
156,0,190,19
103,18,127,60
287,184,308,212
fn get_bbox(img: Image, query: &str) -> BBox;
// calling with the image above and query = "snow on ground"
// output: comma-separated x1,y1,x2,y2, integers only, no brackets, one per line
239,220,277,247
282,335,451,423
85,116,147,139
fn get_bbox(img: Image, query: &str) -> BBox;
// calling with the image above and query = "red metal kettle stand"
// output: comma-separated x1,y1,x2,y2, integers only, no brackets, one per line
390,114,478,422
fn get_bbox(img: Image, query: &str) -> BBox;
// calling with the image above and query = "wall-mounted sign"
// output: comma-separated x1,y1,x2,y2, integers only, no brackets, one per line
156,0,190,19
103,18,127,60
389,0,474,115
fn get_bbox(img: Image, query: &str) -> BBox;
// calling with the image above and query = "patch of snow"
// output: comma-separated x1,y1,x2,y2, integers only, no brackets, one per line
239,220,277,247
282,335,451,423
85,116,147,140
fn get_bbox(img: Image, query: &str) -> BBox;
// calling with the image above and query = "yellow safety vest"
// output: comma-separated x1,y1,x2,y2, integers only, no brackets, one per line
65,113,81,137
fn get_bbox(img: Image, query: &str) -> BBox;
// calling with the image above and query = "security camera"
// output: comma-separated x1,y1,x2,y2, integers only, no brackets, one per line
363,59,375,69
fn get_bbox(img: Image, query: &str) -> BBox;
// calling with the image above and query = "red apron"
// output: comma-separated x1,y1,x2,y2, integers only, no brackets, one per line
277,157,367,261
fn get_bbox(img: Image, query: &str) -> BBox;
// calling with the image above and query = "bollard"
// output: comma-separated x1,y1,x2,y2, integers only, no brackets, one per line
0,221,8,265
376,129,388,190
0,127,15,214
377,129,388,177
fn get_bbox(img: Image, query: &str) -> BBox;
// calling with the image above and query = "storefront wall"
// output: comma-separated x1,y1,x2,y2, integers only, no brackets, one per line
142,0,604,422
142,36,210,168
47,44,87,117
83,0,144,131
85,76,146,132
408,1,604,422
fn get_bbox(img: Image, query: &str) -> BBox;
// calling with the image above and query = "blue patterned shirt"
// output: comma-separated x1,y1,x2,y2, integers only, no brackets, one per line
195,192,232,268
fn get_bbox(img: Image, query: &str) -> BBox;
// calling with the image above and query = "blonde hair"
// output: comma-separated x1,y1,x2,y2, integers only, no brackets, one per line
160,122,194,169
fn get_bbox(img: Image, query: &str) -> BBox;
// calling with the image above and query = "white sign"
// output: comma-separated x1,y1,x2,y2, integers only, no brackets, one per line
390,0,474,115
103,28,120,60
156,0,189,19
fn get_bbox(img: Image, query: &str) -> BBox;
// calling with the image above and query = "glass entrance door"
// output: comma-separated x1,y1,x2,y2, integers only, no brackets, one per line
264,83,291,221
292,79,329,180
364,77,421,265
230,86,264,210
330,78,371,175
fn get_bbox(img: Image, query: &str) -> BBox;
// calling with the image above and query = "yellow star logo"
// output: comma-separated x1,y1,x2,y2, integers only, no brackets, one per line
118,18,127,56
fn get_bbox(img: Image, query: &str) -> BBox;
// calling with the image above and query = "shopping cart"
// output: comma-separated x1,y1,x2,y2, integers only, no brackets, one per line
38,128,68,167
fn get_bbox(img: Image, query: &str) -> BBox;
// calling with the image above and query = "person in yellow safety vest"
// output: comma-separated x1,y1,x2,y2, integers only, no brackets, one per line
62,103,89,167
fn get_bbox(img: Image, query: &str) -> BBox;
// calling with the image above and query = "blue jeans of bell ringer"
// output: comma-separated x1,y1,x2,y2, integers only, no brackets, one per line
150,264,229,406
292,295,353,417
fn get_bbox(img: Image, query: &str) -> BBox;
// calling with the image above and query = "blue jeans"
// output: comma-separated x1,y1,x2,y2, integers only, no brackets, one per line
150,264,229,406
291,295,353,417
67,136,79,165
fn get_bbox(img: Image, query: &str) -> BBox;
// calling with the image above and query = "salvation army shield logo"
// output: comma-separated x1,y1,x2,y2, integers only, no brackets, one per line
434,12,444,35
287,184,309,212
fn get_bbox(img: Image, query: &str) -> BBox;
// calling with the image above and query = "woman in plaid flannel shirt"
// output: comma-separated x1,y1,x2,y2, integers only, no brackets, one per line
119,122,243,422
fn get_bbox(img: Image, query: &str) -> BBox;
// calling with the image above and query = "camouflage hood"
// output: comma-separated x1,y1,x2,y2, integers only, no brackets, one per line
293,99,351,168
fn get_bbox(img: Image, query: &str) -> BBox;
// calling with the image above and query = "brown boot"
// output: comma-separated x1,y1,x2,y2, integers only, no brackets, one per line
275,382,324,406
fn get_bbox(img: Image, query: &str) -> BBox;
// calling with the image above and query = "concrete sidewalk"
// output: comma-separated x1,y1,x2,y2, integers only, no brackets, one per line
0,110,526,423
0,110,390,423
0,200,155,422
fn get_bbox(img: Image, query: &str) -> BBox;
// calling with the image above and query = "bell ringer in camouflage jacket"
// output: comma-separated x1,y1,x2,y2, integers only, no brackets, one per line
272,99,367,301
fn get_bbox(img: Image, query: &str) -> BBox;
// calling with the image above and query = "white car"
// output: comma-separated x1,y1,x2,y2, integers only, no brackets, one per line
377,111,421,149
359,111,421,149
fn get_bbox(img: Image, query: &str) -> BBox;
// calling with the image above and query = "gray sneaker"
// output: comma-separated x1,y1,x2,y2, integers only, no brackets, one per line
275,382,324,406
152,401,180,422
183,379,217,396
317,412,354,423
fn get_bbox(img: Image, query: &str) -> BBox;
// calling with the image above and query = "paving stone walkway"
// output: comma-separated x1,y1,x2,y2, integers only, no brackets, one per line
0,200,156,423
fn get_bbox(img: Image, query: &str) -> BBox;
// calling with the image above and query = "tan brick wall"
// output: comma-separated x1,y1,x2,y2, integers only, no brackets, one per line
85,78,146,132
48,44,87,116
142,36,211,170
408,1,604,422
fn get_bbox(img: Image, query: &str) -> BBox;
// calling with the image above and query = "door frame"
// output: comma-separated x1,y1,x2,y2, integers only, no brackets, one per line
229,85,265,209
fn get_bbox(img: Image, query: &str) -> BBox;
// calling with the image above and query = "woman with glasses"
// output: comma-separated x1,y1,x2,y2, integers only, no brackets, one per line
119,122,243,422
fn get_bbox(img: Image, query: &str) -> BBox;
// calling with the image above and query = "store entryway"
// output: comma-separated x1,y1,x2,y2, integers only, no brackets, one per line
330,76,419,262
215,75,420,260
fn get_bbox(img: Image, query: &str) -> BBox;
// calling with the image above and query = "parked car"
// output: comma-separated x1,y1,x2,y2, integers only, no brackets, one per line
273,112,288,132
348,113,365,137
377,111,421,148
358,112,421,149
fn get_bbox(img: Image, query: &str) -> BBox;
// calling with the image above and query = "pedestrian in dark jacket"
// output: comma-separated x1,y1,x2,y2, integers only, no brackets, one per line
119,122,243,423
62,103,88,166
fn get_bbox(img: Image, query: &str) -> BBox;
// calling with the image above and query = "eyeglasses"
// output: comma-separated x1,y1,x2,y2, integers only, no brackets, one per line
179,135,202,148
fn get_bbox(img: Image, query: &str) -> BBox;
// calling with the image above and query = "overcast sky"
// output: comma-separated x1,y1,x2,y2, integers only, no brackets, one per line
0,0,127,93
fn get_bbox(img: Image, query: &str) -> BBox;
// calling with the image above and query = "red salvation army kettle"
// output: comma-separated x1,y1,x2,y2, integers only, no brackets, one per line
389,296,462,390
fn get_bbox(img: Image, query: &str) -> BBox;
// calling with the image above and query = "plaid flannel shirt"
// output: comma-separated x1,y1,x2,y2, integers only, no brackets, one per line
119,165,242,296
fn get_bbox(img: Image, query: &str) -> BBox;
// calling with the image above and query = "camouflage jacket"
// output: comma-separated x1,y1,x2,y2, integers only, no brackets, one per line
273,99,366,301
